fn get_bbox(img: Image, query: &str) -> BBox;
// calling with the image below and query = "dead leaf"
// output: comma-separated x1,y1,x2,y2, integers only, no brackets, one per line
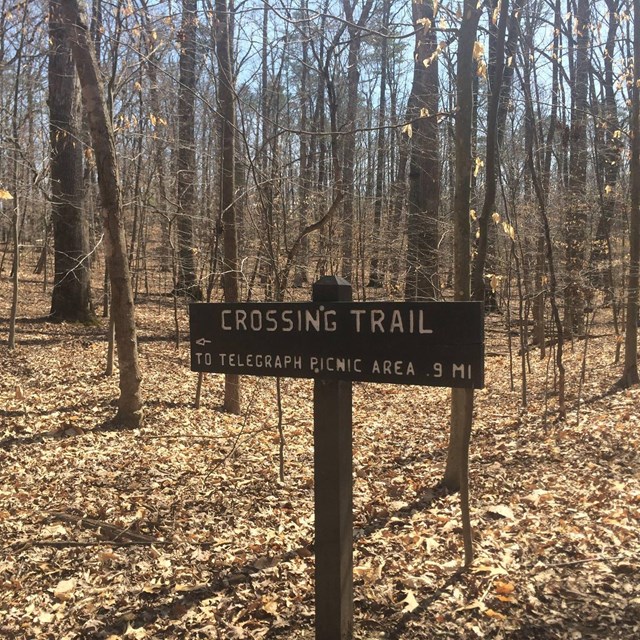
484,608,507,620
124,624,147,638
53,578,77,601
262,596,278,615
485,504,515,520
495,580,515,595
174,582,208,593
523,489,552,506
495,594,517,603
400,589,420,613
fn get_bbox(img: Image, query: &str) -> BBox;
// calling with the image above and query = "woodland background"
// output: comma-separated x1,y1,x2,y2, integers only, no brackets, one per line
0,0,638,348
1,0,640,637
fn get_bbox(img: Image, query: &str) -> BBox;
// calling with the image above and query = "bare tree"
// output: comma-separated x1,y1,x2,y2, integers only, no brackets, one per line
620,0,640,387
340,0,374,282
367,0,390,289
60,0,143,427
404,0,440,301
215,0,241,413
442,0,481,503
6,0,29,350
176,0,203,300
49,0,94,323
470,0,510,303
564,0,591,337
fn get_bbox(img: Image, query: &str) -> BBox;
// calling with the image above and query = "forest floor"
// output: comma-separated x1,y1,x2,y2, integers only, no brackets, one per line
1,274,639,639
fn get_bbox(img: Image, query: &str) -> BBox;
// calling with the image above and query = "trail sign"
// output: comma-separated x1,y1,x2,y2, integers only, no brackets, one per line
189,277,484,640
189,300,483,388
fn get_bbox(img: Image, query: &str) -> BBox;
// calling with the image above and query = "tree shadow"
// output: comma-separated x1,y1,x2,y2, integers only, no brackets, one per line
387,568,466,639
84,486,449,636
356,485,445,540
94,546,312,637
0,430,46,451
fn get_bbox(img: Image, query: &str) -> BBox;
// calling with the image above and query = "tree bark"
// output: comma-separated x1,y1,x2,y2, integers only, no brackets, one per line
7,0,28,350
470,0,510,303
60,0,143,427
49,0,94,323
293,0,311,288
564,0,590,337
216,0,241,413
404,0,440,301
621,0,640,386
589,0,622,299
442,0,480,493
340,0,373,283
176,0,202,300
367,0,390,289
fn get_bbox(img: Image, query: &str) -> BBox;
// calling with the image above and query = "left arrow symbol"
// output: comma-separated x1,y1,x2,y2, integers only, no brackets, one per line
195,338,211,346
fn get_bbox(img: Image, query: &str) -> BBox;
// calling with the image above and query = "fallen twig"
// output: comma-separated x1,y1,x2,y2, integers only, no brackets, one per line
537,555,620,570
12,539,172,550
47,511,159,544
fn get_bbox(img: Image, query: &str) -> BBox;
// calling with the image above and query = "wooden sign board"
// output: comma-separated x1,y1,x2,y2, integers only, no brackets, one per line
189,301,483,388
190,279,485,640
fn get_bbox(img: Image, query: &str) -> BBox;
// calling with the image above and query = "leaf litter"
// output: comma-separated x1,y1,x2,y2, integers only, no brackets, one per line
0,279,639,638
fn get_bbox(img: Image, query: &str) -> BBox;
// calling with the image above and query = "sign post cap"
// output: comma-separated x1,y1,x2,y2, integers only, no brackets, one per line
312,276,352,302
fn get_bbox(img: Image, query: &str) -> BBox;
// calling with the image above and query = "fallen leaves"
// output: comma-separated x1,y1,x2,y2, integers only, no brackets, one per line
1,280,639,638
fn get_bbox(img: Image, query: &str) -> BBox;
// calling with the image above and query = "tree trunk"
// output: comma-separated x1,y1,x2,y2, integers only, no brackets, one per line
293,0,311,288
216,0,241,413
61,0,143,427
589,0,621,299
340,0,373,282
340,23,358,283
564,0,590,337
404,0,440,301
367,0,390,289
621,0,640,386
470,0,510,303
7,0,28,350
176,0,202,300
442,0,480,493
139,0,170,273
520,17,566,417
49,0,94,323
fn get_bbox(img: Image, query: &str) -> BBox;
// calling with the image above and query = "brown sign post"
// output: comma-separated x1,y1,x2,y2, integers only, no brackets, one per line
312,276,354,639
189,276,484,639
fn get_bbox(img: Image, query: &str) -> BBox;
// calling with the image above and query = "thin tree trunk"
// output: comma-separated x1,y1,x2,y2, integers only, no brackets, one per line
140,0,170,273
564,0,590,337
589,0,622,301
340,0,374,282
216,0,241,413
404,0,440,301
176,0,202,300
470,0,509,302
7,0,27,350
620,0,640,386
442,0,481,508
293,0,311,288
61,0,143,427
367,0,390,289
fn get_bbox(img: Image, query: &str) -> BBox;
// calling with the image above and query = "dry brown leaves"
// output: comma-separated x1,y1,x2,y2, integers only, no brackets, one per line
1,277,639,639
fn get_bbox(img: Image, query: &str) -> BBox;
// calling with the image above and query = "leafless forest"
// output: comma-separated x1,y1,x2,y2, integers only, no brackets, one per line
1,0,639,637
